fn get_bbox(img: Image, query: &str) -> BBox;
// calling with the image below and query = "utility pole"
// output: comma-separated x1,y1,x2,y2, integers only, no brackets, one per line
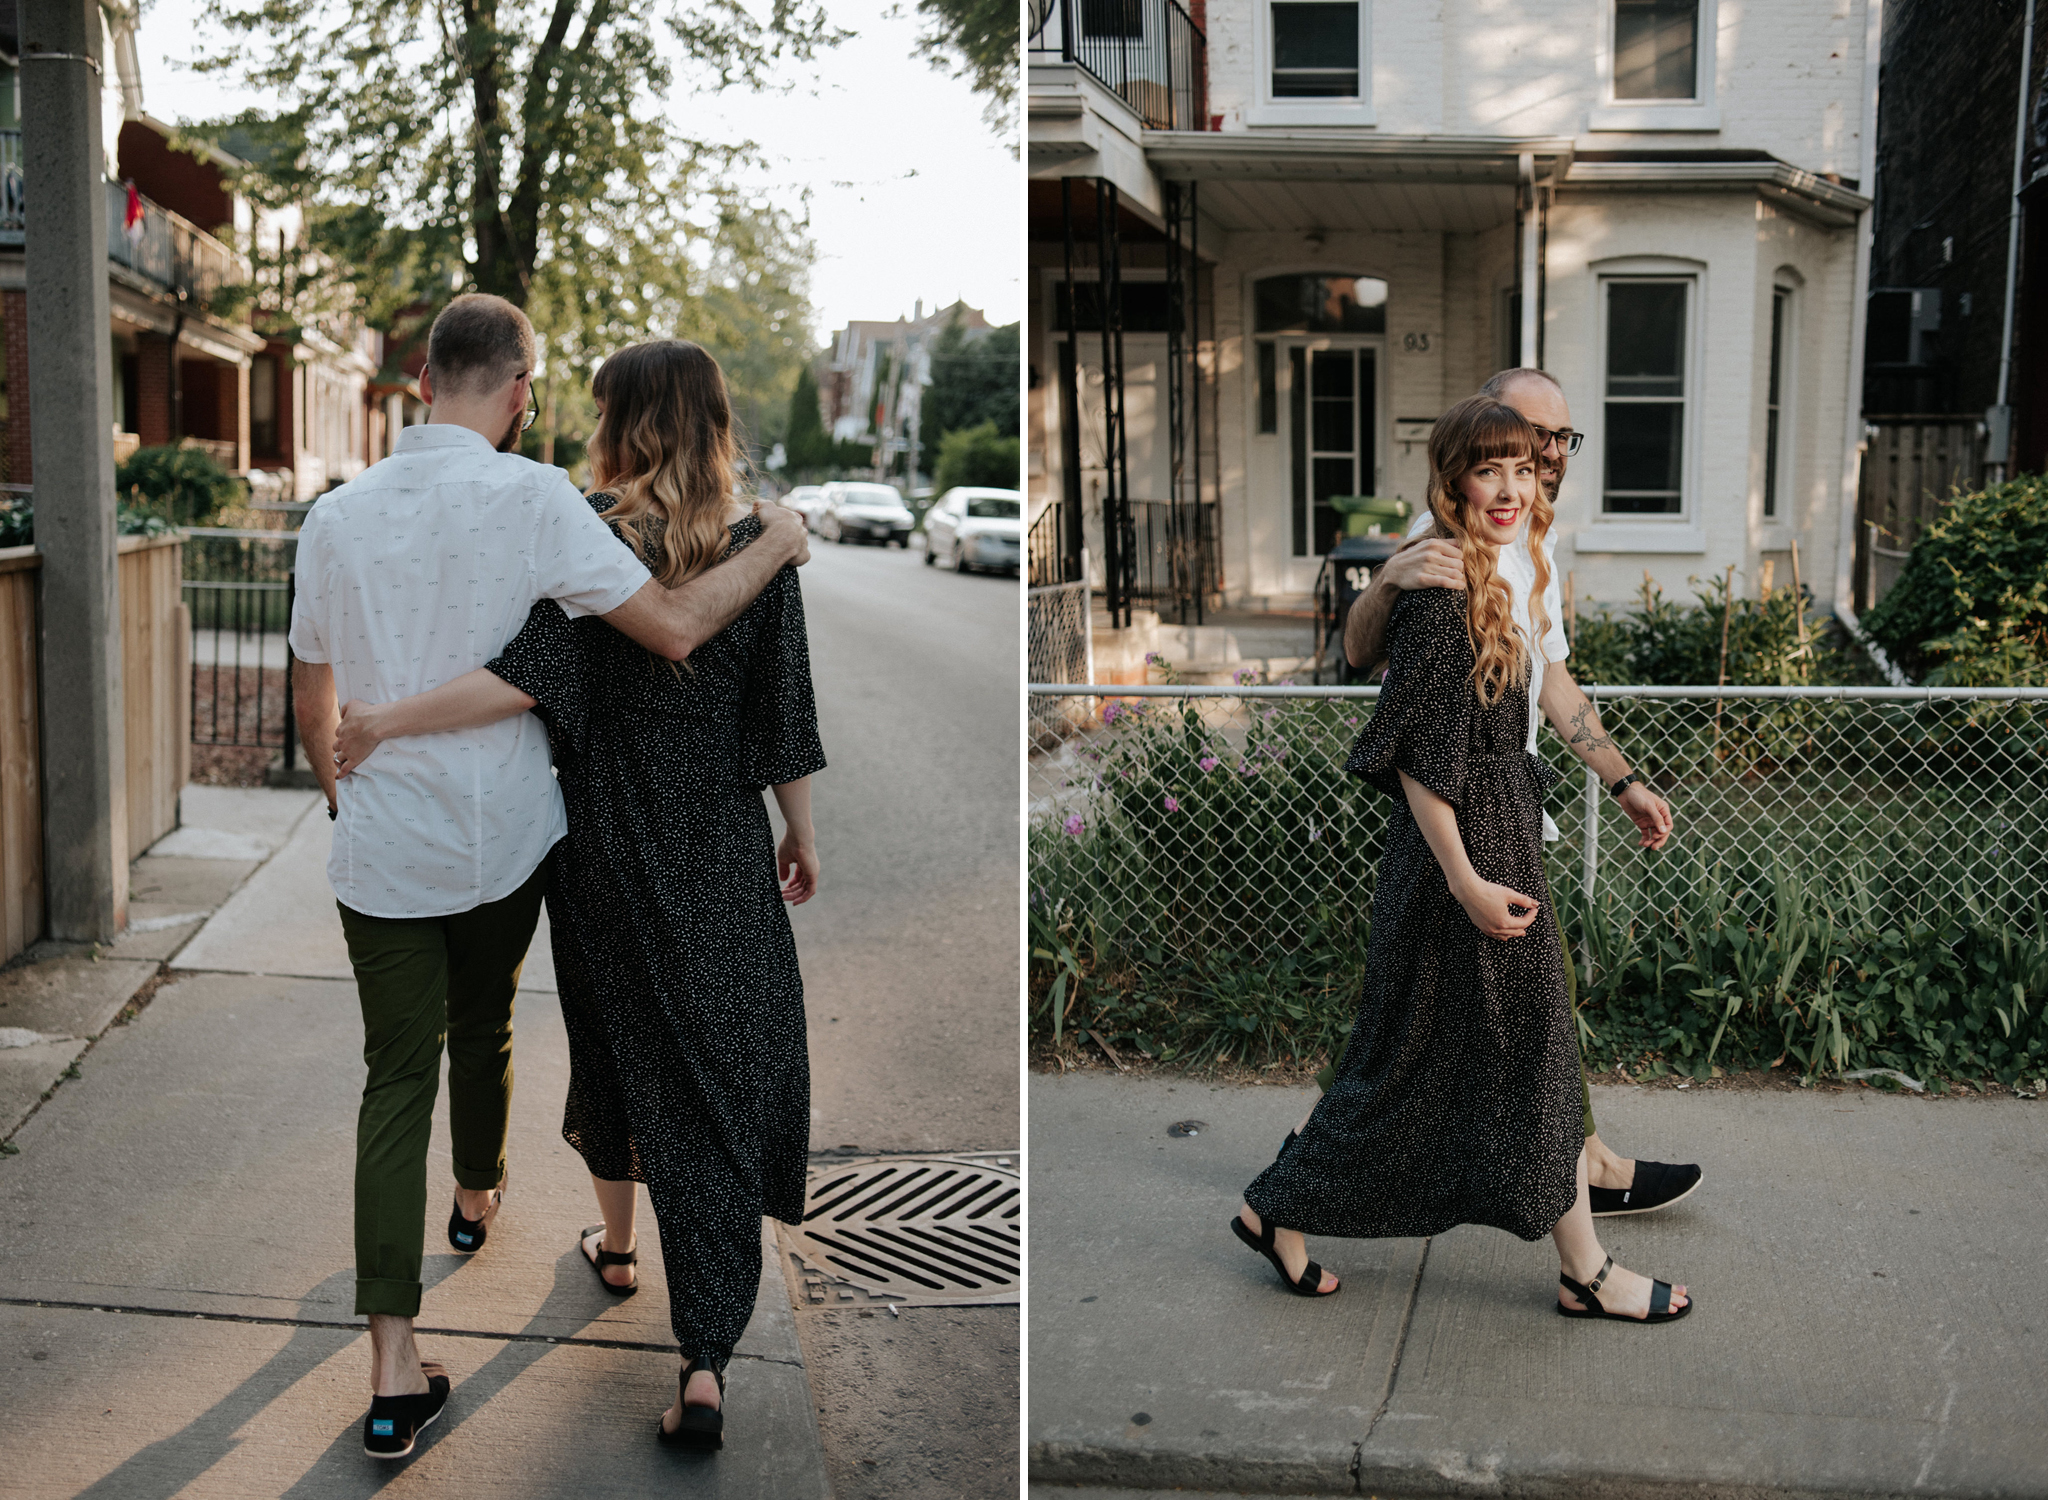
23,0,129,940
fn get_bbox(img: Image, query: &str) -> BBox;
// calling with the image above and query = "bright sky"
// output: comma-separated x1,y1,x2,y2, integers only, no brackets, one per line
132,0,1020,340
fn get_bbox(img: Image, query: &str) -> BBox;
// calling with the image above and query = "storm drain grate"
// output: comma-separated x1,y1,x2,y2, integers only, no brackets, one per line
778,1153,1019,1308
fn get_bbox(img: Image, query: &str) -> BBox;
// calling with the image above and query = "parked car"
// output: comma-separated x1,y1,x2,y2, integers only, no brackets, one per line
782,484,829,531
922,487,1021,575
820,482,914,547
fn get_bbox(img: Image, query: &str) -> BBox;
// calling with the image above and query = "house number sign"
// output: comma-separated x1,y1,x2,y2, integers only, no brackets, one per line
1400,332,1434,352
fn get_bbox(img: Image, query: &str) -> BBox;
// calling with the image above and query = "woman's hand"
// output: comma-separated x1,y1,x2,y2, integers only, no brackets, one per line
1451,874,1541,940
777,829,819,905
1617,783,1674,850
332,700,391,777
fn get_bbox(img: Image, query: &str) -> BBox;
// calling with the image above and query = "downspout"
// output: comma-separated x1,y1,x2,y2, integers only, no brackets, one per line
1833,0,1910,685
1990,0,2038,482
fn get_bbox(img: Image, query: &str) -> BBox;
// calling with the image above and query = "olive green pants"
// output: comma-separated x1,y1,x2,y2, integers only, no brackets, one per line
337,858,548,1317
1317,899,1597,1139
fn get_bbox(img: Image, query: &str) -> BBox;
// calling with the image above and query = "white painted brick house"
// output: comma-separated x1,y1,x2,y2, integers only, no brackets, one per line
1028,0,1881,631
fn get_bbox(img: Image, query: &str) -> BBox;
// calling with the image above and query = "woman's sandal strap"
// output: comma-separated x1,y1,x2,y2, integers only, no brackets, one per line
1649,1279,1672,1316
593,1245,637,1267
1583,1254,1614,1298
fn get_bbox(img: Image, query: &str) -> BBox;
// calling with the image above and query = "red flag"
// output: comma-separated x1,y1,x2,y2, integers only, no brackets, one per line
123,180,145,245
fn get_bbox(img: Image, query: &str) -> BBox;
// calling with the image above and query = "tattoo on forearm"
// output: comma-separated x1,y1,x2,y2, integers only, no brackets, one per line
1567,701,1618,754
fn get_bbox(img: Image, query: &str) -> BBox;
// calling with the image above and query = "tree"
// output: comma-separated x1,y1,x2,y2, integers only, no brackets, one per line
784,362,835,472
932,421,1019,493
920,318,1018,460
194,0,839,423
914,0,1017,147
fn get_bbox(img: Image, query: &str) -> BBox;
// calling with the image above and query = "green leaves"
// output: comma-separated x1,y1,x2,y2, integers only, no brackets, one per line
1864,474,2048,683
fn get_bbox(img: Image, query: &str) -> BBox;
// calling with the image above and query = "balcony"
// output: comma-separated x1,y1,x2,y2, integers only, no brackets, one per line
1029,0,1208,132
0,128,246,305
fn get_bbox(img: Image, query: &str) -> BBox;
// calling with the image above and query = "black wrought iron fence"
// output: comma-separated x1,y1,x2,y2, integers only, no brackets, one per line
1028,0,1208,131
183,528,297,754
1129,499,1218,615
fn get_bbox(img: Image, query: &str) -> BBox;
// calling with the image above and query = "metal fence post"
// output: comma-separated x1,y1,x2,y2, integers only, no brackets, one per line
281,570,297,778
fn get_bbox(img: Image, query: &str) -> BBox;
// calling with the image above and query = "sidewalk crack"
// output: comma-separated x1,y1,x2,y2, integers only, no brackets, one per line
1358,1235,1430,1478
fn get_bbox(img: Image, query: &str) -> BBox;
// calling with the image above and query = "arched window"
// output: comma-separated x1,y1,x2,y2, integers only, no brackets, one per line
1252,274,1387,335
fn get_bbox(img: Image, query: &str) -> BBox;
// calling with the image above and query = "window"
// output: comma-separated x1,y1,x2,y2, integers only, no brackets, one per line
1257,341,1278,433
1614,0,1698,101
966,496,1020,519
1253,274,1387,334
1763,288,1786,519
1055,281,1182,334
1602,279,1690,515
1272,2,1359,98
1080,0,1142,39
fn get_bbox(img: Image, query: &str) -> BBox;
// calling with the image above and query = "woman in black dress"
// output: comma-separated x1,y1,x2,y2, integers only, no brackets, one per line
333,339,826,1444
1232,395,1690,1324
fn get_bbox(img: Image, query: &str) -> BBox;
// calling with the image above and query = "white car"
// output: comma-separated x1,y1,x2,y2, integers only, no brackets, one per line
922,487,1021,576
783,484,829,531
820,482,914,547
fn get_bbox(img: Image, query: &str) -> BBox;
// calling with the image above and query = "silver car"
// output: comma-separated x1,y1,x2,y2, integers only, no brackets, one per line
783,484,829,532
922,487,1021,576
821,482,914,547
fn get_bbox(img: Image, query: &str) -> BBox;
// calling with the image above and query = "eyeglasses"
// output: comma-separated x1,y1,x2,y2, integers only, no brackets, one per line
1530,424,1583,457
518,372,539,432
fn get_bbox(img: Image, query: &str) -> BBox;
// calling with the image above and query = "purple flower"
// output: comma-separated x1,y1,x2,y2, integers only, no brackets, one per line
1102,702,1123,725
1163,795,1181,813
1233,668,1256,685
1063,812,1085,837
1198,755,1220,773
1145,651,1165,664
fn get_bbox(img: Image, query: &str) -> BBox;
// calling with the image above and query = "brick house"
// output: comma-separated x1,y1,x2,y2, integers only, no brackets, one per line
1028,0,1881,641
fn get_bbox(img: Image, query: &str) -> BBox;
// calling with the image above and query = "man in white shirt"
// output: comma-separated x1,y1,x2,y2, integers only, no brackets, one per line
288,294,810,1457
1339,367,1702,1220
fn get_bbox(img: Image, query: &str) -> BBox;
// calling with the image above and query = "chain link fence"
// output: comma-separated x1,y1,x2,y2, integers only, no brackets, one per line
1027,584,1094,749
1028,684,2048,976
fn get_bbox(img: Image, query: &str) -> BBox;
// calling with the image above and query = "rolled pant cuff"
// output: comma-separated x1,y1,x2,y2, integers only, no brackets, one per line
355,1277,423,1319
452,1158,507,1192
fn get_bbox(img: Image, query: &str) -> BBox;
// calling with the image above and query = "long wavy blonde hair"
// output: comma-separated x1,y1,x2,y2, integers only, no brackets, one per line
1423,394,1555,709
586,339,744,587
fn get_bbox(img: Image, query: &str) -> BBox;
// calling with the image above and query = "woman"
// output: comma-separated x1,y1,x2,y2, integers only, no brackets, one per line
333,339,827,1445
1230,394,1690,1324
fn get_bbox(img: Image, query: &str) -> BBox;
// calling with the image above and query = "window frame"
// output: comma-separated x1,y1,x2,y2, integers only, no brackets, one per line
1590,0,1721,134
1592,264,1704,530
1248,0,1375,128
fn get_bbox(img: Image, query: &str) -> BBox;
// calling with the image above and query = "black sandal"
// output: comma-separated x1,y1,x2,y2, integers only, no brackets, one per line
657,1353,727,1451
580,1225,638,1296
1556,1254,1691,1323
447,1173,506,1254
1229,1213,1338,1297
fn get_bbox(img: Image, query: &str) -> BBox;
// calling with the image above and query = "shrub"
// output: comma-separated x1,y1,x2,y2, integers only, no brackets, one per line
1568,573,1878,687
115,444,242,527
0,498,176,548
1863,475,2048,684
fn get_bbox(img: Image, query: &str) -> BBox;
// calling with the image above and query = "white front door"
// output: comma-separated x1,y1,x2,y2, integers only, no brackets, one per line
1276,338,1382,596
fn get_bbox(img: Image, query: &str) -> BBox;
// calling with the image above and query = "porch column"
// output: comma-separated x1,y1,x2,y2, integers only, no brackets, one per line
22,0,128,940
1518,153,1540,366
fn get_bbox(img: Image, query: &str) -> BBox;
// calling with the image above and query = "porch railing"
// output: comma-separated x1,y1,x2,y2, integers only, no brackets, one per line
1128,498,1218,613
0,129,21,238
104,178,244,303
1028,0,1208,131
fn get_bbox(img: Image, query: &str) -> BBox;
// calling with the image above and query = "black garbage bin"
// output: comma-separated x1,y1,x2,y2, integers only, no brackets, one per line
1313,534,1402,683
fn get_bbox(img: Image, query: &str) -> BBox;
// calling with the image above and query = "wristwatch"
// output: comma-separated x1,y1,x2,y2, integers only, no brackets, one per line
1608,772,1644,800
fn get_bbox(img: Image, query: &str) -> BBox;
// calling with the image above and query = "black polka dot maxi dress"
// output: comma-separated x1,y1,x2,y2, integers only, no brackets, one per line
1243,586,1582,1244
486,506,826,1363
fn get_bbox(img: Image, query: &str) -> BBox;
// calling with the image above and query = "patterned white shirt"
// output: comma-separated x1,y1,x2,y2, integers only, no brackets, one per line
289,424,650,918
1405,508,1570,837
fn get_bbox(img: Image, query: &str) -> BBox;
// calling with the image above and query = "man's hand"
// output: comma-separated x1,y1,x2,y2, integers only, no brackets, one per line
1617,783,1674,851
333,700,392,778
755,500,810,566
1381,536,1465,592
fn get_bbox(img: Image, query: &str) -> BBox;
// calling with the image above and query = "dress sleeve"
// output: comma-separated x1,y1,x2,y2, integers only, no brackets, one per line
486,598,588,761
1343,587,1473,807
739,565,828,788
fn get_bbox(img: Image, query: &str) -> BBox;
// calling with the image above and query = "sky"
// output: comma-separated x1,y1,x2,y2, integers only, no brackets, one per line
130,0,1020,340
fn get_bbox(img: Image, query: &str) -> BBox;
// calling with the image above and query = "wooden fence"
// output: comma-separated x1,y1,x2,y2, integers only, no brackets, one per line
1855,417,1985,611
0,533,189,966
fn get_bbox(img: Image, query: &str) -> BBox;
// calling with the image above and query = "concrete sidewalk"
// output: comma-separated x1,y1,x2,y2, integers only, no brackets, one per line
0,788,827,1497
1029,1071,2048,1499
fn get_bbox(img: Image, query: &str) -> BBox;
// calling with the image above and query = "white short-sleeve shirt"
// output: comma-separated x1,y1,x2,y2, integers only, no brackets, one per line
1405,509,1569,837
290,423,651,918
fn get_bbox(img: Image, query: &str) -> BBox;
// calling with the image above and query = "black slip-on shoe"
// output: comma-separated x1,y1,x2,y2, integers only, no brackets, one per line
1590,1160,1702,1217
447,1173,506,1253
363,1361,450,1459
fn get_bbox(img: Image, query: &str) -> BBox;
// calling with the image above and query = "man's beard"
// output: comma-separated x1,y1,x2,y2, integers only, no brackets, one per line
497,415,523,453
1540,465,1563,505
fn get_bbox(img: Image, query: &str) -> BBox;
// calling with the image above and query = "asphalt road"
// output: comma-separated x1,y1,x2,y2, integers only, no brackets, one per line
783,532,1021,1499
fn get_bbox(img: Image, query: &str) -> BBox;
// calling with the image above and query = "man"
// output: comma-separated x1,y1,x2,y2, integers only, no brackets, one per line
288,294,808,1459
1339,366,1701,1218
